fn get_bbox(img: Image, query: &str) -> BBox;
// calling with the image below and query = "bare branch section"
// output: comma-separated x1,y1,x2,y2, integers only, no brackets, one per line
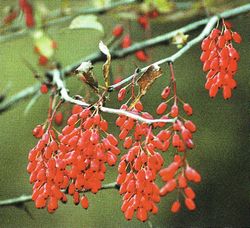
109,3,250,90
0,83,40,114
0,0,137,43
0,182,118,207
0,4,249,114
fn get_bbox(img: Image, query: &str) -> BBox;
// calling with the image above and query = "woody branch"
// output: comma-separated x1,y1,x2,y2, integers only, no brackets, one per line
0,0,137,43
0,2,249,208
0,4,249,114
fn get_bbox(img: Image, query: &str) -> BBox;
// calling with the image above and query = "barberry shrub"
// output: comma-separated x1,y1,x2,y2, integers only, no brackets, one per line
20,1,244,223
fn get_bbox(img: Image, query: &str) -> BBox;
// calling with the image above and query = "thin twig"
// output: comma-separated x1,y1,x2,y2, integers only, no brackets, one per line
0,182,118,207
1,4,249,114
109,3,250,90
0,0,137,44
52,69,176,124
0,83,40,114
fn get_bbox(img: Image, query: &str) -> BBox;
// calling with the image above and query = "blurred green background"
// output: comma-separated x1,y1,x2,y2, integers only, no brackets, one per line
0,0,249,227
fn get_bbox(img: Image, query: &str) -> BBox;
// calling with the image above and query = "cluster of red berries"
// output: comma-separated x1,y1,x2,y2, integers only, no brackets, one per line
155,85,196,152
200,21,241,99
152,64,201,213
19,0,35,28
159,155,201,212
112,25,149,62
28,105,120,212
116,103,164,221
137,9,159,30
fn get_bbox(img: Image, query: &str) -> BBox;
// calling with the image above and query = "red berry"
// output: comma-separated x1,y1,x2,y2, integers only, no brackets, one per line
183,103,193,116
121,35,131,48
135,50,148,62
137,15,149,30
40,84,48,94
185,198,196,211
32,125,44,138
170,104,179,117
113,77,123,90
156,102,167,115
112,25,123,37
171,200,181,213
80,196,89,209
161,86,171,99
232,32,242,43
184,187,196,199
54,111,63,126
118,87,126,101
39,55,48,66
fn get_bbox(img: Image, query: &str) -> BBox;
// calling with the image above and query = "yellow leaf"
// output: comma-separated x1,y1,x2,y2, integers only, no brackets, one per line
99,41,111,88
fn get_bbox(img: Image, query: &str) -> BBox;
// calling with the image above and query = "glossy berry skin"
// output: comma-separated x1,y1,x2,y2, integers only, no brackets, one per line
121,35,131,48
118,88,126,101
39,55,48,66
171,200,181,213
28,107,120,214
40,84,48,94
137,15,149,30
112,25,123,37
54,112,63,126
135,50,149,62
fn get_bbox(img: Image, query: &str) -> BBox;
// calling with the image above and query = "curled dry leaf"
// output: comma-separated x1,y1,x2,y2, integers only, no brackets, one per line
129,64,162,109
75,61,99,93
137,64,163,96
99,41,111,88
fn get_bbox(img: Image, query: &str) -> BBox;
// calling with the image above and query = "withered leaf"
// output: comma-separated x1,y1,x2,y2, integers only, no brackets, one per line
99,41,111,88
75,61,99,93
137,64,162,96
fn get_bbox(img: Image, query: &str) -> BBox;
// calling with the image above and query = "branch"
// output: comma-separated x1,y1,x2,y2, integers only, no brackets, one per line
1,3,249,114
53,69,176,124
0,0,137,44
0,182,118,207
109,3,250,90
0,83,40,114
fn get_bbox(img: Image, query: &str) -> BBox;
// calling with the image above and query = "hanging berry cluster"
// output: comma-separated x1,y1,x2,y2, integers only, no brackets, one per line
116,103,163,221
28,46,202,222
153,63,201,214
200,20,242,99
115,63,201,221
111,9,160,64
28,102,121,212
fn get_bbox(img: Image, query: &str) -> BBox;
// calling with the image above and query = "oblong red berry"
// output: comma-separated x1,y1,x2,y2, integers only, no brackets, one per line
161,86,171,99
171,200,181,213
183,103,193,116
185,198,196,211
118,88,126,101
232,32,242,43
156,102,167,115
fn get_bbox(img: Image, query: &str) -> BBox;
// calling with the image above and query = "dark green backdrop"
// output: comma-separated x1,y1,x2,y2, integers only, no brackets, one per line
0,1,249,227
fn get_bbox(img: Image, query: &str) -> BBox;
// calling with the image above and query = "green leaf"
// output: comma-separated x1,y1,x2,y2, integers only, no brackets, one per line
69,15,104,33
